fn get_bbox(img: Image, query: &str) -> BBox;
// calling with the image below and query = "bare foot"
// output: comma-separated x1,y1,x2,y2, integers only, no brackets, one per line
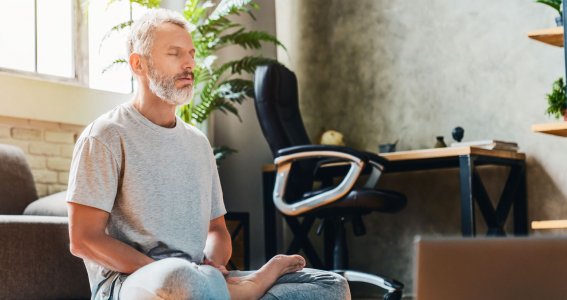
265,254,306,277
226,255,306,300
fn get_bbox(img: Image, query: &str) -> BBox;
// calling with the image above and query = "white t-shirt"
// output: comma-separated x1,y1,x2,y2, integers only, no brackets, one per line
66,102,226,298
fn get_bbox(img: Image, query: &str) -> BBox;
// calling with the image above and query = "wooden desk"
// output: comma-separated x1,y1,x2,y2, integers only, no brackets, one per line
262,146,527,260
380,147,526,237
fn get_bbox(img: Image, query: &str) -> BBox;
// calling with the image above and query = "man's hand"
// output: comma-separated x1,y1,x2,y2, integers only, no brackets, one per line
203,257,229,276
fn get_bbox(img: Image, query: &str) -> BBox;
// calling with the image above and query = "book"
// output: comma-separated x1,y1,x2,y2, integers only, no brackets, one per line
450,140,519,152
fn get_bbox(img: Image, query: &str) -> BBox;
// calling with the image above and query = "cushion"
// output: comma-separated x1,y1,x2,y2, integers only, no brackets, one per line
0,144,38,214
23,190,68,217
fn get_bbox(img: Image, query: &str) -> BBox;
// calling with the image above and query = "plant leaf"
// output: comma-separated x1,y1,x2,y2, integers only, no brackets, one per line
215,30,286,50
535,0,563,15
208,0,254,21
216,56,277,76
213,146,237,163
100,20,133,52
546,77,567,119
102,58,128,74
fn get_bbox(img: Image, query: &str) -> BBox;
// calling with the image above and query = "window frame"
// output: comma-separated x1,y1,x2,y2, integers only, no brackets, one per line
0,0,88,86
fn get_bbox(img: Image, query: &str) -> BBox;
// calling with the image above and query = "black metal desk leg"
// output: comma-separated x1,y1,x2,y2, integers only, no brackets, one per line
459,155,476,236
513,162,528,235
263,170,277,261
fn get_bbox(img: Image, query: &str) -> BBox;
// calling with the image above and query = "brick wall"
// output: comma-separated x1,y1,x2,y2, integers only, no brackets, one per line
0,116,85,197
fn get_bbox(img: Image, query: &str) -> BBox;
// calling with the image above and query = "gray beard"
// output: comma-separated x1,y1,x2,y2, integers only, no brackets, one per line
148,67,193,106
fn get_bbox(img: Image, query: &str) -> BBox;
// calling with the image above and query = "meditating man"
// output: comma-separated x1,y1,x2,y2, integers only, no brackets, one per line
66,8,351,300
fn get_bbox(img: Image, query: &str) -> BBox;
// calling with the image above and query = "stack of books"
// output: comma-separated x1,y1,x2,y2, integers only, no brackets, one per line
450,140,519,152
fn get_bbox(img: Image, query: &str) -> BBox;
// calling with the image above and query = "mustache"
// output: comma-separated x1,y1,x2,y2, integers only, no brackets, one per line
175,71,194,81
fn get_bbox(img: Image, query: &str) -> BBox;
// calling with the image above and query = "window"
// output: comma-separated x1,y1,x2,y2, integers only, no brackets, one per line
0,0,150,94
0,0,74,78
88,1,150,94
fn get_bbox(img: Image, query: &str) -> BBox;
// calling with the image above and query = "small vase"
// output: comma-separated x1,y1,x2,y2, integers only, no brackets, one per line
434,136,447,148
556,15,563,27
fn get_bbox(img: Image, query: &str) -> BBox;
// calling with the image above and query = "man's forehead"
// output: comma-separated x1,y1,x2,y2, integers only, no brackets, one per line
153,24,194,48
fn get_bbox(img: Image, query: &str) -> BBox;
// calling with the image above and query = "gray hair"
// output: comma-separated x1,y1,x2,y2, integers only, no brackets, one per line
127,8,192,57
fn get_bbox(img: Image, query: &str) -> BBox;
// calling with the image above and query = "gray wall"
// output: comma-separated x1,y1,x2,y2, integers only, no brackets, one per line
213,0,276,269
215,0,567,297
273,0,567,296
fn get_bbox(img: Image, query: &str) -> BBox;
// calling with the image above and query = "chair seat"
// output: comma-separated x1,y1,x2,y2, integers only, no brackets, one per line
309,188,406,217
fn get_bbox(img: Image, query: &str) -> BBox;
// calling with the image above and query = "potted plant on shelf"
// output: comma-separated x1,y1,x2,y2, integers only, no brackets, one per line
535,0,563,26
545,77,567,120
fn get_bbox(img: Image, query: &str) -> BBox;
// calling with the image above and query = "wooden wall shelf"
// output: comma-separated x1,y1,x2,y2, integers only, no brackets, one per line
527,27,564,47
532,122,567,137
532,219,567,229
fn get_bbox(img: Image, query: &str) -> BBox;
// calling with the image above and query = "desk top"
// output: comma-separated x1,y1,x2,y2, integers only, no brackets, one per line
532,122,567,137
380,146,525,161
261,146,525,172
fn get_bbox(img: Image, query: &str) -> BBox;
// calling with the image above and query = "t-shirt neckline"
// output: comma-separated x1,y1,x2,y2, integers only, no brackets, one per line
123,101,182,135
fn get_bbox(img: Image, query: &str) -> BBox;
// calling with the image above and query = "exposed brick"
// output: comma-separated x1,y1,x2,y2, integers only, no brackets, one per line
60,123,85,133
35,184,49,197
32,170,58,184
48,184,67,195
29,119,61,130
0,139,29,153
58,172,69,185
0,126,10,139
11,127,42,141
29,142,60,156
26,155,46,169
61,145,75,158
47,157,72,172
0,116,29,127
45,131,75,144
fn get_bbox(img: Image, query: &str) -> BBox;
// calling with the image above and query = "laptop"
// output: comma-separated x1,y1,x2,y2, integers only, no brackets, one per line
414,236,567,300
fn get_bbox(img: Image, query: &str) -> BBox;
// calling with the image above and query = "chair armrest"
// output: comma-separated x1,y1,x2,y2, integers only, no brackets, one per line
276,145,369,162
0,215,90,299
273,146,367,216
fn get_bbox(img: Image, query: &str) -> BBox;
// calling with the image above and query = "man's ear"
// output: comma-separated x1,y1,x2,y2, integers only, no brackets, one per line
129,53,145,76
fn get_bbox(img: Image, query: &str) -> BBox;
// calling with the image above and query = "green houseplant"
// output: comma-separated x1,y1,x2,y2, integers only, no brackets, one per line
104,0,284,161
545,77,567,120
535,0,563,25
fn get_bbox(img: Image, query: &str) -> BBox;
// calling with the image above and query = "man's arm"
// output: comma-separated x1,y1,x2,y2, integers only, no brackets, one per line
67,202,154,274
203,215,232,267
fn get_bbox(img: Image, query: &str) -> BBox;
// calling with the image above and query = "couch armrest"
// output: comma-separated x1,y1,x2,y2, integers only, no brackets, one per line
0,215,90,300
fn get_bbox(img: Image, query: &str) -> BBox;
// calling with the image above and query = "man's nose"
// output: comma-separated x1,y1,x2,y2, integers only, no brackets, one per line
182,55,196,70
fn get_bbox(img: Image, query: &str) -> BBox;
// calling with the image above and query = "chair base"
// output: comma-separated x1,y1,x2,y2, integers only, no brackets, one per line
334,270,404,300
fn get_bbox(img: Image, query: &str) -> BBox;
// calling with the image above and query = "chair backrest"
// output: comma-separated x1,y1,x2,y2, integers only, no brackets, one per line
0,144,38,214
254,63,316,201
254,63,311,158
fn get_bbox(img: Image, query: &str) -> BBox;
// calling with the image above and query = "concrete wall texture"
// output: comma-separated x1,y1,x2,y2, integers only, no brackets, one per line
272,0,567,296
213,0,277,269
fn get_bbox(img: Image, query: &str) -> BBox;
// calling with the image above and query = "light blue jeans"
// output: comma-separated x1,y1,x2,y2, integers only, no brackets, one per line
113,257,351,300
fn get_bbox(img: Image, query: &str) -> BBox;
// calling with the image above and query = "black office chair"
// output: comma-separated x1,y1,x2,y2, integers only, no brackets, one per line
253,63,407,300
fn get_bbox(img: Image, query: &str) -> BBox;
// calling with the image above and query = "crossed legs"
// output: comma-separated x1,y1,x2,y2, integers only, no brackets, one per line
118,254,307,300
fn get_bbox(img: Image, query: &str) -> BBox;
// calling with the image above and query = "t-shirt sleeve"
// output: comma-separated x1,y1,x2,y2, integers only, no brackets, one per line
66,136,120,213
209,150,227,220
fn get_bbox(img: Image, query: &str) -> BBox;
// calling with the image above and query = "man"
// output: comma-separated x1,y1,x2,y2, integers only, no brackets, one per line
67,8,351,300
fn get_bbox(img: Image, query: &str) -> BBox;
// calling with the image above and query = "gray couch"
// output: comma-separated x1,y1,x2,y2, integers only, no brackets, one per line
0,144,90,299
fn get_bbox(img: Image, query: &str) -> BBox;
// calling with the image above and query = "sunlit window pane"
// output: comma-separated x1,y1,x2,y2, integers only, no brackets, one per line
37,0,74,77
89,1,149,94
0,0,36,72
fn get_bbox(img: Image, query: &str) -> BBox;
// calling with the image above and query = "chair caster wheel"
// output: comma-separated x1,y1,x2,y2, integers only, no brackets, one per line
384,290,402,300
